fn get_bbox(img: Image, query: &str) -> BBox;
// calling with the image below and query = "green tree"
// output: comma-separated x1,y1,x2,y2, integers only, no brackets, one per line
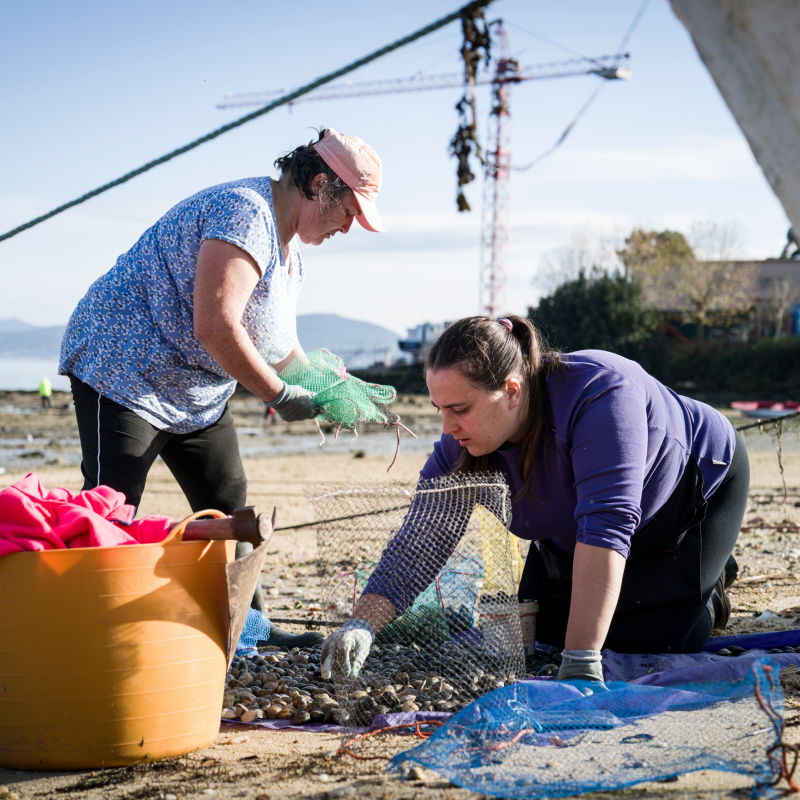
617,223,756,342
530,269,658,361
617,229,694,282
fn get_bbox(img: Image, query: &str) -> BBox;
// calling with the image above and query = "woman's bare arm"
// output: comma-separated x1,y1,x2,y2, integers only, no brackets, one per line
193,239,285,402
350,593,397,633
564,542,626,651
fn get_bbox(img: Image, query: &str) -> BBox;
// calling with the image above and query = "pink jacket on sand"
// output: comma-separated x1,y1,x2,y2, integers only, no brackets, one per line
0,473,172,557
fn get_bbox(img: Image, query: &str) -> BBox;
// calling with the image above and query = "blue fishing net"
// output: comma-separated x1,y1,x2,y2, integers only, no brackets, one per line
235,608,271,657
391,659,785,798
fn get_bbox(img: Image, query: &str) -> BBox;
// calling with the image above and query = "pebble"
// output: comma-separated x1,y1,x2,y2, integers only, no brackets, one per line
728,646,746,656
715,649,732,656
223,639,559,728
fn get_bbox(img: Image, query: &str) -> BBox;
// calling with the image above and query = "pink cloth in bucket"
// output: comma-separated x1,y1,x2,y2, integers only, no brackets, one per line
0,472,172,556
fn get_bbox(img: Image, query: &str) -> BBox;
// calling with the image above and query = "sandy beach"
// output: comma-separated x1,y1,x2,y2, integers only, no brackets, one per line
1,391,800,800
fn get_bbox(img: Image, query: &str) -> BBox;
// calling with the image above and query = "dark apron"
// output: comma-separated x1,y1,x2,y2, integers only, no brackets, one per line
518,456,707,643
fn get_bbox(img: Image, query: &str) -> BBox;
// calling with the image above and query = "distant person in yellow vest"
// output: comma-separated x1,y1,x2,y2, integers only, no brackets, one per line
39,377,52,409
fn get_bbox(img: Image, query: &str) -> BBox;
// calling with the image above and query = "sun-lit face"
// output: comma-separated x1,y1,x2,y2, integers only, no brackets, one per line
296,186,361,246
427,367,526,457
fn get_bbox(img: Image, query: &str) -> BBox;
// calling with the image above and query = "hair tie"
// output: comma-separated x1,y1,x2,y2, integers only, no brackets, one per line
497,318,513,332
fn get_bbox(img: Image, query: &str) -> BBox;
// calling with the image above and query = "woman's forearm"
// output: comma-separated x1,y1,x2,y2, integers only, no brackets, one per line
198,322,284,402
352,593,397,634
564,542,626,651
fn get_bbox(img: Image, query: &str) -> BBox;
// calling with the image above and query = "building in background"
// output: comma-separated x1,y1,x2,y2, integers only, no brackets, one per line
398,322,450,363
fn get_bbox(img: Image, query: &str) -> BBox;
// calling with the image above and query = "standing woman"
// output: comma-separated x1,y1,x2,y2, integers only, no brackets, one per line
60,128,383,646
321,315,748,682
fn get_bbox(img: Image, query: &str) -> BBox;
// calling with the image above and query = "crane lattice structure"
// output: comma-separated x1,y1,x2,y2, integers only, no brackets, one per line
218,31,630,318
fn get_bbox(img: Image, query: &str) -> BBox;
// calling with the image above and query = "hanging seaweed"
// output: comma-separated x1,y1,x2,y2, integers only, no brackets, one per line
450,2,493,212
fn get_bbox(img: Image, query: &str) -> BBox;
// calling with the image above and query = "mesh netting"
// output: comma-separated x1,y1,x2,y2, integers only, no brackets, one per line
310,473,526,741
235,607,271,657
279,349,397,431
391,659,786,797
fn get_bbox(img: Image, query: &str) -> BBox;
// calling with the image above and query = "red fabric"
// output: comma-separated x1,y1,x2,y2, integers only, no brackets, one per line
0,473,173,557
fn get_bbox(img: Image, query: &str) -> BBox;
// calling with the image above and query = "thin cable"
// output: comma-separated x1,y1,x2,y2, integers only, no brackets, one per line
0,0,492,244
735,410,800,432
512,83,604,172
505,20,599,64
274,503,412,532
616,0,652,65
511,0,650,172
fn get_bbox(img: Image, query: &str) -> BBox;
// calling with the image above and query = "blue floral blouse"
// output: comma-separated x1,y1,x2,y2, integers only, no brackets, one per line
60,177,303,433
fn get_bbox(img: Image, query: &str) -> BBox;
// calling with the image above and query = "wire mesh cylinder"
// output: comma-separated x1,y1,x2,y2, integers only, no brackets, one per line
310,472,525,749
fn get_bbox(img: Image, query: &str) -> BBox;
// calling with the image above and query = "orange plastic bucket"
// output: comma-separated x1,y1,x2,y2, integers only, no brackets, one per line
0,528,237,770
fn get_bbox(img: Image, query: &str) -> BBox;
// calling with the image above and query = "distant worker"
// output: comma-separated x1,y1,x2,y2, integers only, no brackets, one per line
59,128,384,649
321,315,748,686
38,376,52,409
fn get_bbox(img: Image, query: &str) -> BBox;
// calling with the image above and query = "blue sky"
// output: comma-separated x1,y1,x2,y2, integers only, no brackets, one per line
0,0,790,335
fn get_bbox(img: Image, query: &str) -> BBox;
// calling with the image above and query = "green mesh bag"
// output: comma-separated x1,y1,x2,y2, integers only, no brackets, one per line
278,349,398,431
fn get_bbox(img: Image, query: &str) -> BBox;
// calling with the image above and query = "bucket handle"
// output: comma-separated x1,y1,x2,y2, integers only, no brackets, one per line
164,509,228,545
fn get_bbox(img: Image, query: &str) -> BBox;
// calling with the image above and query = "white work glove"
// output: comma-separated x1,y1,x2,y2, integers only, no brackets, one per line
320,619,375,681
558,649,607,694
264,382,322,422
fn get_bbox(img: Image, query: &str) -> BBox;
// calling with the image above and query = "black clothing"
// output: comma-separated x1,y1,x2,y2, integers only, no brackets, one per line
518,430,749,653
69,374,247,513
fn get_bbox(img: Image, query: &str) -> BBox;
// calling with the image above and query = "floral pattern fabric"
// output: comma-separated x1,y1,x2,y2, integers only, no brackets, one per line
60,177,303,433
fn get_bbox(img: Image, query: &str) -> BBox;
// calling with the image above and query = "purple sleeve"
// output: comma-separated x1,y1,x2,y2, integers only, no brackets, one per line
363,436,466,614
570,374,647,558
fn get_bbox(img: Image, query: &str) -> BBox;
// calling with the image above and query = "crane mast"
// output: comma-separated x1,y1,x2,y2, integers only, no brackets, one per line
480,22,515,319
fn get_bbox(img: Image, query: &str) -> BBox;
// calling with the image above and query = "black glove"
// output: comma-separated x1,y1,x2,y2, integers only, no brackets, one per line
264,382,322,422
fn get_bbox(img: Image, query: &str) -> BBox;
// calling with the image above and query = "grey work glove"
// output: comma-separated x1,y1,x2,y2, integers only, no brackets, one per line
320,619,375,681
558,649,607,694
264,382,322,422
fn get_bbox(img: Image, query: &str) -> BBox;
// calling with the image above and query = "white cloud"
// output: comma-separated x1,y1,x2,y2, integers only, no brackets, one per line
545,136,759,183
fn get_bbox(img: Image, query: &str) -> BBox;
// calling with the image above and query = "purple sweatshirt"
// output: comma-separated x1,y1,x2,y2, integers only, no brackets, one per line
364,351,736,613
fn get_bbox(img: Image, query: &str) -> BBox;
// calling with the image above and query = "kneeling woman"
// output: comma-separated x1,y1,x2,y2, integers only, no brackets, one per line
321,315,748,684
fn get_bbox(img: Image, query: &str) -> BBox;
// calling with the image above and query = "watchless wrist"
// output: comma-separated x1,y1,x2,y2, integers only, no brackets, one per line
263,382,287,407
341,618,375,638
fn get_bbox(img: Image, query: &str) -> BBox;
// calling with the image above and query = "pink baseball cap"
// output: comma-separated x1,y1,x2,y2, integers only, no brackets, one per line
314,128,384,233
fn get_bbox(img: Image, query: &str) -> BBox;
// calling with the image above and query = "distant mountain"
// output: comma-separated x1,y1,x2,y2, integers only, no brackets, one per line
0,314,401,366
296,314,401,366
0,325,67,358
0,319,41,334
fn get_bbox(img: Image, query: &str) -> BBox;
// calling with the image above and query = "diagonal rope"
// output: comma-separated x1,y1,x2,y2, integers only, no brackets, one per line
0,0,492,245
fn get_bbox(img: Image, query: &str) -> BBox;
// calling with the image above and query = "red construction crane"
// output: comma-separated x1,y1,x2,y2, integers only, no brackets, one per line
218,34,631,318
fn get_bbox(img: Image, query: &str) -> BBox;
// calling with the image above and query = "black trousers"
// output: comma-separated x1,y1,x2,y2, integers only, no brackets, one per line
518,430,750,654
69,375,264,612
69,374,247,512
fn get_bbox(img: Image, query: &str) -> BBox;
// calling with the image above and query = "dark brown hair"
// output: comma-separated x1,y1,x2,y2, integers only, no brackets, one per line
274,128,353,215
425,314,561,502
